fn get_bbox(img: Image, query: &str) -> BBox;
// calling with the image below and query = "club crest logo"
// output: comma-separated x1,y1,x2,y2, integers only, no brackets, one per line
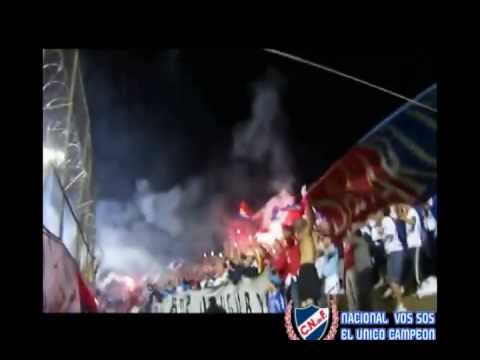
284,299,339,340
295,305,330,340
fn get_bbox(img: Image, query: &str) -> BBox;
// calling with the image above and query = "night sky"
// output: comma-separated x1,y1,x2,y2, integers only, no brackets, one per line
81,50,435,209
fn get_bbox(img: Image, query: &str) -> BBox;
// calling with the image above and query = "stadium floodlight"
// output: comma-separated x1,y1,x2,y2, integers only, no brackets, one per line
43,147,65,166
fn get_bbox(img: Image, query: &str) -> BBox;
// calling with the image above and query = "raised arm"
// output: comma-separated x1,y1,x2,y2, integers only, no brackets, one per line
301,184,314,234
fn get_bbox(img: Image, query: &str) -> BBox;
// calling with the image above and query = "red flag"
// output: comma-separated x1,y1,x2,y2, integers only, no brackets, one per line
307,147,409,243
282,207,303,227
77,272,97,312
306,85,437,243
239,200,253,218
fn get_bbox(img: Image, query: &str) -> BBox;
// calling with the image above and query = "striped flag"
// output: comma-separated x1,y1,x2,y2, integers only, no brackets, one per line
307,84,437,242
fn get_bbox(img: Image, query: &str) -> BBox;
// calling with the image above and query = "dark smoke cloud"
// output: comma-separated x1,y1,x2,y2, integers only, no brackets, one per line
95,67,296,276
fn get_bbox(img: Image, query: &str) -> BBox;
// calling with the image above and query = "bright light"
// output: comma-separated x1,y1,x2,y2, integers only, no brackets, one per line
124,277,135,292
255,231,277,246
203,253,207,258
210,251,215,257
236,229,241,235
219,253,223,258
43,147,65,166
234,242,238,248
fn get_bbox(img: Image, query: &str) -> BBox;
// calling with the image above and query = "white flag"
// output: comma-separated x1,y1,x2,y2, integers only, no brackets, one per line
43,228,81,313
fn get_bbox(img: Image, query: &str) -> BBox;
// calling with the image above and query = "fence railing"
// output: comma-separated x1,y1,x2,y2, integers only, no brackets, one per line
43,49,98,283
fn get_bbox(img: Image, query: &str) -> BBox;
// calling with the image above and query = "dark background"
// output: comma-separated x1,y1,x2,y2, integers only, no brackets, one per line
81,49,435,207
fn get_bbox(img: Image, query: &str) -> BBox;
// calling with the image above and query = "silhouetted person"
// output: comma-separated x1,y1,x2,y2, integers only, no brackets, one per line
206,296,226,314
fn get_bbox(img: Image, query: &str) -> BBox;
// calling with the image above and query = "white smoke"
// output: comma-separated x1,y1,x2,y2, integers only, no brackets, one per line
232,68,294,192
134,180,182,237
96,223,166,276
95,67,295,277
95,176,226,276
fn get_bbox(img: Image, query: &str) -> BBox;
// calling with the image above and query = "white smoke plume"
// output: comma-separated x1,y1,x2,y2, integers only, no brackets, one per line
95,177,227,276
232,68,295,192
94,67,296,277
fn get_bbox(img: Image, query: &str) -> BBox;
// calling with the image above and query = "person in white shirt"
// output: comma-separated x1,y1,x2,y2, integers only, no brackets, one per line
396,204,422,289
423,206,437,235
380,207,407,312
314,235,340,301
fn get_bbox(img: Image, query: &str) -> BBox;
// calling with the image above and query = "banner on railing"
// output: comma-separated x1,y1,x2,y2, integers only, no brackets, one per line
151,271,273,313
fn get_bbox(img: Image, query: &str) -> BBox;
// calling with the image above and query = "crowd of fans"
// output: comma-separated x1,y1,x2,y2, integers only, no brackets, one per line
96,194,437,313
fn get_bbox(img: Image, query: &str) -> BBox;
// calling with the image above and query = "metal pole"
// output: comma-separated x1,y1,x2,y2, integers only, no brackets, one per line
63,50,79,259
58,181,66,241
263,49,437,113
54,50,79,247
77,57,96,282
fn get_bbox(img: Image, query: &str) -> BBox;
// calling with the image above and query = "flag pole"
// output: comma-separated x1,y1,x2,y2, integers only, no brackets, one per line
263,49,437,113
